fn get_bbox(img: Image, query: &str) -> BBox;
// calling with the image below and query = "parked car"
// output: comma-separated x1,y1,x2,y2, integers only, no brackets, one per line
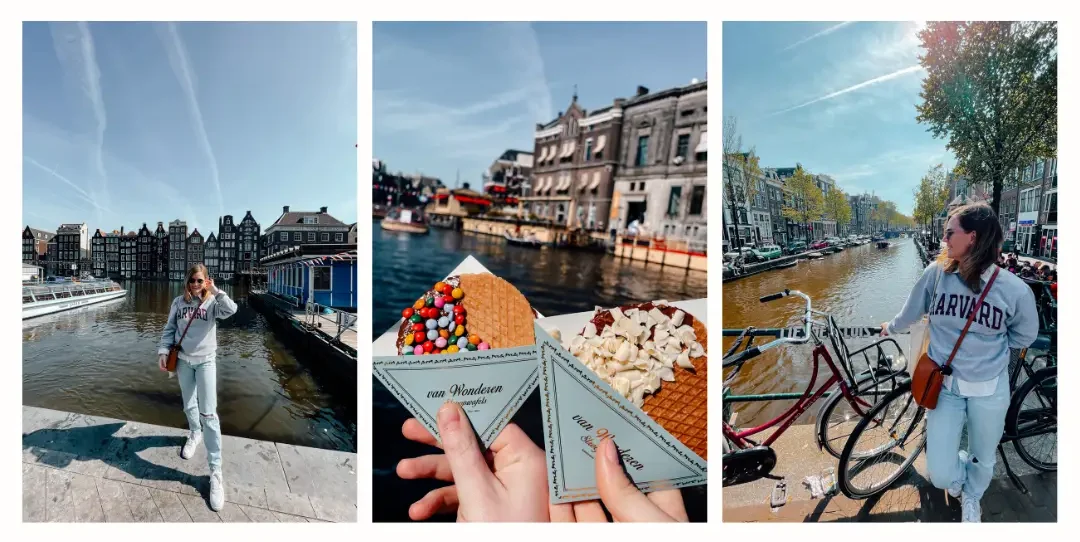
786,241,808,254
810,240,829,250
753,244,782,261
724,247,757,263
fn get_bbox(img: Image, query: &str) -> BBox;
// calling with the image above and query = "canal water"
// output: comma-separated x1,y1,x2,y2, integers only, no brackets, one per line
23,281,356,453
372,224,709,521
722,238,925,426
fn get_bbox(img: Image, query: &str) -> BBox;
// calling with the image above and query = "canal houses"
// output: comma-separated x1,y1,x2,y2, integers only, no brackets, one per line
55,223,90,277
91,230,106,277
154,222,169,280
238,211,261,277
427,187,493,228
205,232,220,278
187,229,205,269
105,231,120,277
527,92,624,236
120,230,137,279
218,215,239,283
264,206,350,255
612,80,707,243
137,224,153,278
22,226,53,265
483,149,531,206
168,220,188,281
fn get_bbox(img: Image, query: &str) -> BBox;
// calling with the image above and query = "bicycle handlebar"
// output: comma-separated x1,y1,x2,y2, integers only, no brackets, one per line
722,289,813,366
722,346,760,368
759,289,789,303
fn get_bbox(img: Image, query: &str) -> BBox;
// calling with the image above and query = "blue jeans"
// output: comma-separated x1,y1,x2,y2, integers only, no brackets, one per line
177,357,222,472
925,372,1010,500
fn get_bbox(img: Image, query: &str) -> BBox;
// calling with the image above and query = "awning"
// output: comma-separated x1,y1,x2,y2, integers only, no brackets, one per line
543,176,553,192
587,171,602,190
536,177,547,193
695,131,708,153
578,173,590,192
548,145,557,162
564,140,577,159
594,135,607,154
536,146,548,162
557,175,570,192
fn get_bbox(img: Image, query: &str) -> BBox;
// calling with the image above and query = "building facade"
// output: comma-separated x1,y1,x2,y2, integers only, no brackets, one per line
205,232,220,278
154,222,169,280
22,227,54,264
168,220,188,281
218,215,238,282
612,81,707,242
264,206,351,255
238,211,260,275
137,224,153,278
54,223,89,277
187,229,205,269
105,231,120,277
1037,158,1058,259
91,229,106,277
120,230,137,279
528,93,624,233
764,171,786,246
483,149,532,207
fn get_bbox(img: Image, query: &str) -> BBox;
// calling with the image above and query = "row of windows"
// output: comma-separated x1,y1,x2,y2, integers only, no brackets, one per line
276,231,345,242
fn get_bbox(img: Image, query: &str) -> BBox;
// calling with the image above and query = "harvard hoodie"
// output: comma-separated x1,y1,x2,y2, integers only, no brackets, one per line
158,289,238,363
887,261,1039,382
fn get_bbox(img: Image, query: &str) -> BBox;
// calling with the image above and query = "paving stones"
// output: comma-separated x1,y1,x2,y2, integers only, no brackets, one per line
22,406,355,523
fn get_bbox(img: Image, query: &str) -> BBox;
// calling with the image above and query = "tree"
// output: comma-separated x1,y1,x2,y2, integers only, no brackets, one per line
915,21,1057,214
823,186,852,236
911,163,951,238
722,116,761,248
781,166,823,243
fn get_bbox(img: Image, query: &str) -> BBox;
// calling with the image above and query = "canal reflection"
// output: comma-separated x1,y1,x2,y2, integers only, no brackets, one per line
722,238,924,426
22,281,355,453
371,224,709,522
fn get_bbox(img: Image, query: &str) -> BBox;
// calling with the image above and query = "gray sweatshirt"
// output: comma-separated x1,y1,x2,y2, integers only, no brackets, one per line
158,290,238,362
887,262,1039,382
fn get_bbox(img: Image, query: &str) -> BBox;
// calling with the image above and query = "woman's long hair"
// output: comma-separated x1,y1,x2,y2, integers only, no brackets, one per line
936,202,1003,293
183,263,212,304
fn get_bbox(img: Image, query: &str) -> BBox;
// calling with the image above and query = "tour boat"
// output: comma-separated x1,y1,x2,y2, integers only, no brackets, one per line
23,279,127,320
877,241,891,249
503,231,544,249
806,252,824,259
380,207,429,234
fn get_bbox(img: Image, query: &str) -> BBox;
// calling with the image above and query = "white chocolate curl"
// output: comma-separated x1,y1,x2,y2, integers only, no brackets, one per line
567,307,706,408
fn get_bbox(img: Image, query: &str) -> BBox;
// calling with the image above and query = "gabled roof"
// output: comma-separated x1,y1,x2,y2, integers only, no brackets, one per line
269,209,347,228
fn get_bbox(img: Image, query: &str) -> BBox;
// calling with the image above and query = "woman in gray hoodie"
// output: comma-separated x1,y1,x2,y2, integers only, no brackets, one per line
881,203,1038,522
158,263,238,511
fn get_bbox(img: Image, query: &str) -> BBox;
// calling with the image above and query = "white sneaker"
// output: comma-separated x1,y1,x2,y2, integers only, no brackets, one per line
961,491,982,523
181,432,202,460
209,469,225,511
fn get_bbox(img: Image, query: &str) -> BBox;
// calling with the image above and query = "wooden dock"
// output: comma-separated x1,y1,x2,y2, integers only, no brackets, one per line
287,310,357,352
23,406,356,523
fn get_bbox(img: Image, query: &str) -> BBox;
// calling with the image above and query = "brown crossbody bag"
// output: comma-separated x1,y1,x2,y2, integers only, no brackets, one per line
166,304,201,372
911,266,1000,409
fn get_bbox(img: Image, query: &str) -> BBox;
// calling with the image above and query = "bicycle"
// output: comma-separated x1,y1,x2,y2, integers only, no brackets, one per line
722,289,909,492
837,328,1058,498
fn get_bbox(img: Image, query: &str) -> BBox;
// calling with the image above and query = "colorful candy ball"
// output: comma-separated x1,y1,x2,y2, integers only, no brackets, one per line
425,319,438,330
468,333,480,345
456,336,470,349
414,331,426,344
451,288,463,300
422,341,434,353
426,329,439,341
435,337,447,348
478,342,490,350
413,345,423,355
446,345,459,353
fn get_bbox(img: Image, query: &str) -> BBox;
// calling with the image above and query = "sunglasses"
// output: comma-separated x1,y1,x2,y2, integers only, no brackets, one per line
188,278,205,285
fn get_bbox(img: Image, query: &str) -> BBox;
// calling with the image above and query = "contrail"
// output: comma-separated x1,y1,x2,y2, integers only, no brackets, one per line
24,156,113,214
782,21,855,52
157,22,225,217
770,65,924,116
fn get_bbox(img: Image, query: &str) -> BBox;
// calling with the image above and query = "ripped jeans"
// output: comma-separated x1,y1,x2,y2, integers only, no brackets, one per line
177,357,222,472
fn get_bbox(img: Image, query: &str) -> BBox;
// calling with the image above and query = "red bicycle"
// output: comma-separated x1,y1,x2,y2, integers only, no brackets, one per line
722,289,909,495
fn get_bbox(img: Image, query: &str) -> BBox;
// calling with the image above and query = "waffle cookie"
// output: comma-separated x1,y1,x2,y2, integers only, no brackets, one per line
568,303,708,460
397,273,536,355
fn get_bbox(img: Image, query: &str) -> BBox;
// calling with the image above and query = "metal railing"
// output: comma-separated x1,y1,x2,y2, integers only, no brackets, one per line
303,301,357,346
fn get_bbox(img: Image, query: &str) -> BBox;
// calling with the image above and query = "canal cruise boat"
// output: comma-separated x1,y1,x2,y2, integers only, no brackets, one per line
380,207,429,234
22,279,127,320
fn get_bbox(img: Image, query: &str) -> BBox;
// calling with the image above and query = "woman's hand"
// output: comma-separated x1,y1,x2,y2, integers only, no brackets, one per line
158,354,168,371
879,322,890,337
206,278,217,294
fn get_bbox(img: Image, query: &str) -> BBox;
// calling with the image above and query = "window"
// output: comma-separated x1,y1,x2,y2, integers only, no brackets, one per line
680,109,694,117
667,186,682,217
322,233,330,241
293,232,301,241
335,233,344,242
584,139,593,161
638,181,645,191
313,267,331,290
689,185,704,216
307,232,316,242
635,136,649,166
1035,160,1045,180
676,134,690,159
303,216,319,225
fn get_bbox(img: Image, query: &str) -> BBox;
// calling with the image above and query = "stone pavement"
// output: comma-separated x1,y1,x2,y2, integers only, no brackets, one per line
23,406,356,523
723,422,1056,522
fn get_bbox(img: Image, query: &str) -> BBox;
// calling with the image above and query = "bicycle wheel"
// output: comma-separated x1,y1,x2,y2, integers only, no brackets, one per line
837,380,926,499
1007,366,1057,471
816,369,903,459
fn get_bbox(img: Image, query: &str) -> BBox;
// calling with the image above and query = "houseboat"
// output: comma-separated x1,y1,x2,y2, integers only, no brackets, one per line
380,207,429,234
23,279,127,320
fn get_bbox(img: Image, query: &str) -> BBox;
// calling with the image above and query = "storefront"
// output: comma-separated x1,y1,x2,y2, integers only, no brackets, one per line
1016,211,1038,255
1040,226,1058,260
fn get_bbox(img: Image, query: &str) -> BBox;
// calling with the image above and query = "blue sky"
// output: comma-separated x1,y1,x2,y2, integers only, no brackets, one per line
373,22,707,187
723,21,953,215
23,22,357,236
